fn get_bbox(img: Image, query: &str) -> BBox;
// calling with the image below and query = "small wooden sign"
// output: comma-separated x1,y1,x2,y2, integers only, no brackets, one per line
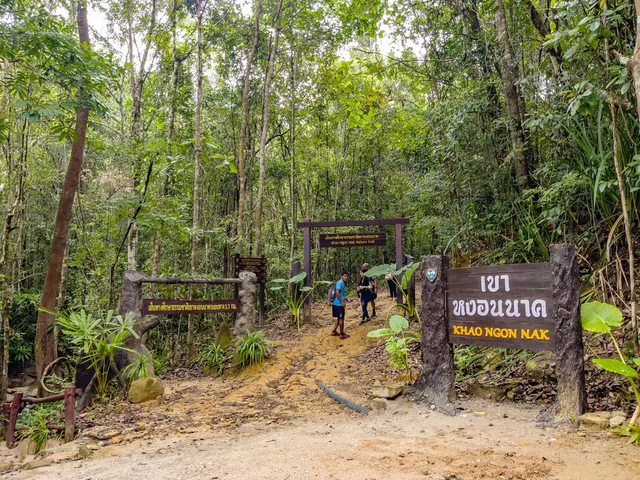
319,232,386,248
142,299,239,315
234,256,267,284
446,263,555,351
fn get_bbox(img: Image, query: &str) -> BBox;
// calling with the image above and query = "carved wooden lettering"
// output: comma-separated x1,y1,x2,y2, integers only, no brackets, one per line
319,232,386,248
447,263,555,351
142,299,239,315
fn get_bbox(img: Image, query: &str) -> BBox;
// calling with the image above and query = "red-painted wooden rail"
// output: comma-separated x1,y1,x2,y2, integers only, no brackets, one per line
2,386,82,447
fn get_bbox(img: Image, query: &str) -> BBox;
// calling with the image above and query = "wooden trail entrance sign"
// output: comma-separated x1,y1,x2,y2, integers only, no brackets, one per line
233,255,267,326
142,299,239,315
297,216,410,323
414,244,586,424
319,232,386,248
447,263,554,351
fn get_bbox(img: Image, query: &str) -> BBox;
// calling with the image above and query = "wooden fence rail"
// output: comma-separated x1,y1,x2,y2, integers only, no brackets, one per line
2,386,82,447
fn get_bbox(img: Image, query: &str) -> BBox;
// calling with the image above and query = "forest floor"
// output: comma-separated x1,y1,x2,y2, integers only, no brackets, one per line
2,296,640,479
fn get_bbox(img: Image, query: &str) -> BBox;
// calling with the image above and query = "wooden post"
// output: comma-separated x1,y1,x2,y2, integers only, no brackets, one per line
233,254,239,325
6,392,22,448
413,255,456,415
259,254,266,326
303,219,311,323
63,386,76,442
395,215,403,305
550,244,586,423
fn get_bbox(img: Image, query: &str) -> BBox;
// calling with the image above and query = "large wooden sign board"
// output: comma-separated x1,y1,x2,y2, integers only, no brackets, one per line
447,263,554,351
234,256,267,284
414,245,586,423
143,299,239,315
319,232,386,248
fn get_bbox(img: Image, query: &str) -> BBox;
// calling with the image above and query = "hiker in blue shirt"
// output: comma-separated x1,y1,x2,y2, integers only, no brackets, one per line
331,271,350,339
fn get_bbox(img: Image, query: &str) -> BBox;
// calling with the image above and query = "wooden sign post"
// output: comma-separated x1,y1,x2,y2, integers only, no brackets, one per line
297,216,410,323
414,244,586,423
234,255,267,326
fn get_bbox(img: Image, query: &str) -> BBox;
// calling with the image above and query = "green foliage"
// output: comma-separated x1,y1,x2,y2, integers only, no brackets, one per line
581,301,639,434
121,353,151,384
365,263,420,319
611,422,640,445
234,330,271,368
269,272,330,331
17,401,64,453
367,315,420,383
194,343,229,376
52,308,138,396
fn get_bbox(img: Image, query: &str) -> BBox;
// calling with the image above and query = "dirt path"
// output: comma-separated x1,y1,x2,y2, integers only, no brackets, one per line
3,296,640,478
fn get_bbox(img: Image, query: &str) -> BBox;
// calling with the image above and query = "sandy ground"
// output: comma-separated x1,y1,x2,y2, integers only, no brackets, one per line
3,297,639,479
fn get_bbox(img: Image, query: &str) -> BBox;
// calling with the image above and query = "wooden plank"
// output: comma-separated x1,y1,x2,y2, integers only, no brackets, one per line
319,232,386,248
6,392,22,448
446,263,555,351
141,277,242,285
297,218,410,228
64,386,76,442
142,299,239,315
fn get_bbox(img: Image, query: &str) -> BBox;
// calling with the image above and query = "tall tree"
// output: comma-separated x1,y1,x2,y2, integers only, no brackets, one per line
188,0,207,360
34,0,92,389
254,0,284,255
236,0,263,254
495,0,530,190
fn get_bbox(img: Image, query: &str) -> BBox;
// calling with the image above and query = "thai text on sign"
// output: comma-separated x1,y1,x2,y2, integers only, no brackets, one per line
446,263,555,351
142,299,239,315
319,232,386,248
234,256,267,284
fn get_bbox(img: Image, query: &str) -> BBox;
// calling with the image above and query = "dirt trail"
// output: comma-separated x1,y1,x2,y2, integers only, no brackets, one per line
3,296,640,479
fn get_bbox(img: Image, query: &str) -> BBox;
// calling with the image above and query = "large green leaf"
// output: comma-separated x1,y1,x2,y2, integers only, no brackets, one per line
367,328,394,337
364,264,394,278
389,315,409,333
401,262,420,289
289,271,307,284
593,359,638,378
581,301,621,333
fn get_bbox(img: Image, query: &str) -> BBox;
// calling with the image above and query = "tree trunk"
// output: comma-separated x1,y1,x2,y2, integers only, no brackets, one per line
288,44,297,274
236,0,263,255
495,0,530,190
253,0,283,256
0,195,17,402
188,0,205,360
35,0,91,392
127,0,157,271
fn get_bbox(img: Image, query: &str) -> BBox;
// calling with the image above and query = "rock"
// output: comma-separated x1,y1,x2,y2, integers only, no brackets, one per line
466,383,506,401
371,398,388,413
8,386,36,397
128,377,164,404
579,412,612,431
610,415,626,427
24,458,53,470
156,448,169,455
525,352,556,379
215,323,234,349
78,446,92,458
372,381,406,399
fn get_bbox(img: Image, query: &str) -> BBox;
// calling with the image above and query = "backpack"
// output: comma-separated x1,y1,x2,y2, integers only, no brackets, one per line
328,283,337,303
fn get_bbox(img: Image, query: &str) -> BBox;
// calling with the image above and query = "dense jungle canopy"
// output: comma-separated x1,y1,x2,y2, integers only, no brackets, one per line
1,0,640,390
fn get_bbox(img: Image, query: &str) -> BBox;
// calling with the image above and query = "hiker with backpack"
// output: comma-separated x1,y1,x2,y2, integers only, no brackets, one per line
357,266,376,325
329,271,350,339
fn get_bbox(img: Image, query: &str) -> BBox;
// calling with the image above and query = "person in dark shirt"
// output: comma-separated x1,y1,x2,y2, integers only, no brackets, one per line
357,267,375,325
386,261,397,299
362,263,377,317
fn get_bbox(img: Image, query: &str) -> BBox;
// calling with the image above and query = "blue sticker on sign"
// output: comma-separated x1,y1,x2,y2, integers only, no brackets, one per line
426,268,437,282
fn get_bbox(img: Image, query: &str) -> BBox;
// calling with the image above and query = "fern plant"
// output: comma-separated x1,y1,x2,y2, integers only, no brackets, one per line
193,343,229,376
234,330,271,368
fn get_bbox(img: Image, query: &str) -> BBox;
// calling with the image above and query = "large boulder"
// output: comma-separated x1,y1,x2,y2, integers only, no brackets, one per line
128,377,164,404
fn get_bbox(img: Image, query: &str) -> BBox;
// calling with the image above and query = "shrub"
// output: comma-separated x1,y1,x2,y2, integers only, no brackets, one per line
194,343,229,376
234,330,271,368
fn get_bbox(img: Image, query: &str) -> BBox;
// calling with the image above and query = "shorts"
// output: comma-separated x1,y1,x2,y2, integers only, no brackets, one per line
332,305,345,318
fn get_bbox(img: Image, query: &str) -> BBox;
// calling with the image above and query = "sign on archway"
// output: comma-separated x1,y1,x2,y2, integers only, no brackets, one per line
297,216,410,322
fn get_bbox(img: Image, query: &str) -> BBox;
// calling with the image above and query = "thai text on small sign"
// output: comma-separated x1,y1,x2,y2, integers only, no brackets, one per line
319,232,386,248
234,256,267,284
142,299,239,315
446,263,555,351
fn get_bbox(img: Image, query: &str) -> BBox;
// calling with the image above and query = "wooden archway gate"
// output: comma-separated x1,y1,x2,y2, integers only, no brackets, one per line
297,216,410,322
